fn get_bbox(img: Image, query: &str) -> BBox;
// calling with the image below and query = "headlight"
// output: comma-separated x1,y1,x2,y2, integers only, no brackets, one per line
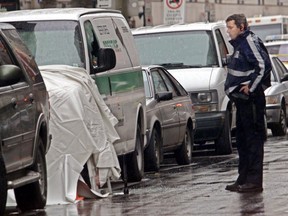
198,92,212,103
190,90,218,112
266,95,280,105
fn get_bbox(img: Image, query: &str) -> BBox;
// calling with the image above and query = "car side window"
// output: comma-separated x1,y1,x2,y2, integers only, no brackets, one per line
270,67,276,82
0,38,13,65
84,21,100,69
3,29,39,80
0,37,26,87
274,57,287,80
142,70,152,97
158,69,178,97
151,69,167,93
215,29,229,60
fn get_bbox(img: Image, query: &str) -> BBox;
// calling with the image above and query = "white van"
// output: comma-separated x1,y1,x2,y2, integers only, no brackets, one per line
133,22,234,155
0,8,146,182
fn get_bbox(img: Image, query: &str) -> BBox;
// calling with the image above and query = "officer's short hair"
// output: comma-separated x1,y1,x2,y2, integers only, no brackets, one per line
226,14,248,30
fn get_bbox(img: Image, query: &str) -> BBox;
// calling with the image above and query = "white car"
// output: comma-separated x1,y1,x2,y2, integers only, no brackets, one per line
133,22,234,155
265,37,288,68
265,55,288,136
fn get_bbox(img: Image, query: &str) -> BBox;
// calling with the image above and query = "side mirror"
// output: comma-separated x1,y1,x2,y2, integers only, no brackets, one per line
0,65,21,87
92,48,116,74
281,73,288,82
155,91,173,102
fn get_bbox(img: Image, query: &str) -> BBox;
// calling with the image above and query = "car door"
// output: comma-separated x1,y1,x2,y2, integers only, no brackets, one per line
272,57,288,114
151,68,180,147
4,28,38,167
10,34,38,167
84,18,127,143
0,35,23,172
159,68,193,143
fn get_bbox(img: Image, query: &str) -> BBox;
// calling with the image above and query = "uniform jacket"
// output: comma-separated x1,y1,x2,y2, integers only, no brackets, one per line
224,30,272,95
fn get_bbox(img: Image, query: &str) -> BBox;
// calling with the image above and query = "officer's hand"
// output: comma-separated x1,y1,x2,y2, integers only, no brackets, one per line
240,85,250,95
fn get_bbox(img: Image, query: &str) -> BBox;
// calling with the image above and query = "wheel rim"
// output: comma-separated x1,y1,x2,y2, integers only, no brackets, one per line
37,150,45,196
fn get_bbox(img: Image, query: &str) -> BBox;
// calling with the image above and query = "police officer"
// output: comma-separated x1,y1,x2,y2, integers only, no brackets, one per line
224,14,272,193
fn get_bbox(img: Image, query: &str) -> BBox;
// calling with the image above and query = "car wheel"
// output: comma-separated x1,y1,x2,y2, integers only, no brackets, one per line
271,105,287,136
144,127,161,172
125,124,144,182
0,154,7,216
174,125,193,165
14,138,47,212
215,111,232,155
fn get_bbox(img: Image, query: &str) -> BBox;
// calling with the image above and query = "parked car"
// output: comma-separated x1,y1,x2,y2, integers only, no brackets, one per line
0,8,147,183
265,55,288,136
0,23,50,214
142,65,195,171
265,36,288,69
133,22,234,155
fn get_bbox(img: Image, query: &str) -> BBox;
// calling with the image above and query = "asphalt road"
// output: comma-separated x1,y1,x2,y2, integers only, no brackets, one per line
5,132,288,216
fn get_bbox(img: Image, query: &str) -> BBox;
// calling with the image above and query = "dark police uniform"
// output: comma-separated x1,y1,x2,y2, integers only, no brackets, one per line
225,29,272,187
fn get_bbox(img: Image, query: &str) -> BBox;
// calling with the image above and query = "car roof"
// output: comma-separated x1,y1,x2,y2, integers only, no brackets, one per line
142,65,166,70
132,21,226,35
0,8,121,22
265,40,288,46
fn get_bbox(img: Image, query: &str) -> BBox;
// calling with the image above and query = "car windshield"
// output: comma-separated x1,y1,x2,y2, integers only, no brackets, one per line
9,21,85,68
266,43,288,63
134,30,218,68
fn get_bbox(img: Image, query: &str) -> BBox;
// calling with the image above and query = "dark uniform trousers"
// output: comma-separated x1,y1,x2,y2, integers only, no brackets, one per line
234,88,266,186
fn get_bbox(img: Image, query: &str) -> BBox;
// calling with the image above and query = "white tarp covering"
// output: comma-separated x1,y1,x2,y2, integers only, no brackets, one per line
40,65,121,204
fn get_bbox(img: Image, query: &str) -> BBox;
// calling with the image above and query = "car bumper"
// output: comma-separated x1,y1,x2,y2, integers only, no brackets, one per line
194,111,226,142
266,104,281,125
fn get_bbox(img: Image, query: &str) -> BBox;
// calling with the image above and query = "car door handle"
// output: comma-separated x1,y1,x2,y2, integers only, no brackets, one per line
28,93,34,103
24,93,34,104
11,97,17,109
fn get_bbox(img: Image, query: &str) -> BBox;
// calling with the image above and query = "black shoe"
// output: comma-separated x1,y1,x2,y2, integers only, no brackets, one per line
238,183,263,193
225,182,240,192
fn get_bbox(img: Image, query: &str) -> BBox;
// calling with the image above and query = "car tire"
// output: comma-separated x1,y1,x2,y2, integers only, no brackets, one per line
144,127,161,172
215,111,232,155
271,105,287,136
14,138,47,212
174,125,193,165
0,154,7,216
124,124,144,182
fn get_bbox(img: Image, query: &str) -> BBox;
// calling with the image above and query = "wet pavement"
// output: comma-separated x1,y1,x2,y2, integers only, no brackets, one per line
5,133,288,216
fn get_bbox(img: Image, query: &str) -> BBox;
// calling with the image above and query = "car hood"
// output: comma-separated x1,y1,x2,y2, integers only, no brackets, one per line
167,68,213,92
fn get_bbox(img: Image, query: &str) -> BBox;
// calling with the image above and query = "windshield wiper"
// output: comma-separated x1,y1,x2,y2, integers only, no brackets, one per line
158,63,202,69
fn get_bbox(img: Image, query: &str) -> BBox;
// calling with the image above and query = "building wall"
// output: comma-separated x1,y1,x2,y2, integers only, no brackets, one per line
143,2,288,27
18,0,288,27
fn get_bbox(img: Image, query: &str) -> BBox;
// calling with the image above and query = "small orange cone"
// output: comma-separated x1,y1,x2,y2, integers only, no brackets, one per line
76,194,84,201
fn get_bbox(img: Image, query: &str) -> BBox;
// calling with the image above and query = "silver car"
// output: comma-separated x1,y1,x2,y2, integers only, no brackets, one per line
265,55,288,136
142,65,195,172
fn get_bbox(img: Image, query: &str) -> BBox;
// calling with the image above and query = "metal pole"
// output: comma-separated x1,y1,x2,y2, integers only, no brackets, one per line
92,0,97,8
143,5,146,26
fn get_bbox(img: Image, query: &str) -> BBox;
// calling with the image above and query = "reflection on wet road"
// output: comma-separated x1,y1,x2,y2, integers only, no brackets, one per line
5,134,288,215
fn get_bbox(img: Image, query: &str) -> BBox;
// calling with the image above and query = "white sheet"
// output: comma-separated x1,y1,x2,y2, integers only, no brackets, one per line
40,65,121,204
